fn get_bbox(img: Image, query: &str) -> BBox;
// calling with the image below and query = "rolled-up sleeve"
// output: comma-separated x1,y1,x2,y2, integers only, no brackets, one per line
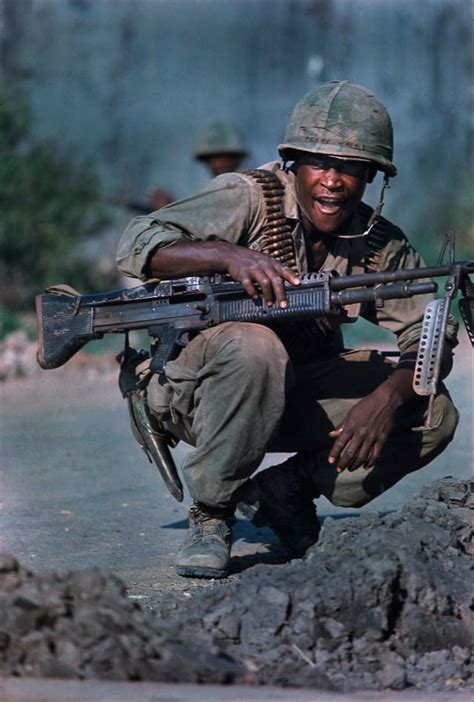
116,217,183,280
116,173,263,280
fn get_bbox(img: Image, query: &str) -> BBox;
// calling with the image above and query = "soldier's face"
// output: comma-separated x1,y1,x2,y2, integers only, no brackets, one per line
204,154,243,177
295,154,371,234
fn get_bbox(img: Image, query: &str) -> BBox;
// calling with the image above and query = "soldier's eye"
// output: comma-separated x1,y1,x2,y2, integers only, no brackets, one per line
310,160,328,170
339,162,369,178
303,157,369,179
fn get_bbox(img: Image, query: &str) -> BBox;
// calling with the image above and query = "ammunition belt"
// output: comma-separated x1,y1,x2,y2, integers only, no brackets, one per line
360,202,409,274
243,169,343,363
243,169,298,273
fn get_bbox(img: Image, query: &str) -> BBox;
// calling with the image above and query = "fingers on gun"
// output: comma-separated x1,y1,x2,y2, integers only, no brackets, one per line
244,260,299,308
259,268,288,308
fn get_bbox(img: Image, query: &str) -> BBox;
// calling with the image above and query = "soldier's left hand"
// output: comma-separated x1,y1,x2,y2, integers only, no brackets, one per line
327,390,398,472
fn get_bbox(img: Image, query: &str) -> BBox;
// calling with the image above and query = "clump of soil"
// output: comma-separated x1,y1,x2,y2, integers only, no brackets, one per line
0,556,245,683
0,477,472,693
168,477,473,693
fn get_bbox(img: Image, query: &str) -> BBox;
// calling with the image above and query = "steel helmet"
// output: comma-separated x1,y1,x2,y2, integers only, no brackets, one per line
193,121,247,161
278,81,397,177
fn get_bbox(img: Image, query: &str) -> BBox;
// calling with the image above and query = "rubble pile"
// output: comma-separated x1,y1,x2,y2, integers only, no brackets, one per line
0,478,472,693
0,556,245,683
0,331,39,381
171,478,473,692
0,330,116,382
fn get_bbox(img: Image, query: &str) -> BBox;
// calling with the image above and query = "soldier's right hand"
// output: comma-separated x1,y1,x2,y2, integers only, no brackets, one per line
148,239,300,307
224,247,300,308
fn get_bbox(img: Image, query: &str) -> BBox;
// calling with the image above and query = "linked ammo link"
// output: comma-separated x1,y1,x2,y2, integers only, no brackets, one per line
360,202,409,274
243,169,298,273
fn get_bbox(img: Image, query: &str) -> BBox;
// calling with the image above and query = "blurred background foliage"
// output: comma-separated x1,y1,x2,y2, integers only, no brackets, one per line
0,91,119,337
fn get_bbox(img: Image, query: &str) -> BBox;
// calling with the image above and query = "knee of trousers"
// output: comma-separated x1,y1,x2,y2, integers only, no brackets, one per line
326,469,374,509
205,322,289,375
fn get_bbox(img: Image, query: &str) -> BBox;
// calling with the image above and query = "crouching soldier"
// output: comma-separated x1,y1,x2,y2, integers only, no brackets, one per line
116,81,459,578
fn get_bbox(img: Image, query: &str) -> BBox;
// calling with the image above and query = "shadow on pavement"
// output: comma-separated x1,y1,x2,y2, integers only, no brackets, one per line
229,545,290,574
161,518,189,530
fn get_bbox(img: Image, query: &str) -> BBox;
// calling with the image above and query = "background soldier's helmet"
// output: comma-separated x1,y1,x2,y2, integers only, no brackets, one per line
193,121,247,161
278,80,397,177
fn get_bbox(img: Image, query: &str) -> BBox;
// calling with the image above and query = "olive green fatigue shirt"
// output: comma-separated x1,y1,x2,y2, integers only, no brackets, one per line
117,161,458,353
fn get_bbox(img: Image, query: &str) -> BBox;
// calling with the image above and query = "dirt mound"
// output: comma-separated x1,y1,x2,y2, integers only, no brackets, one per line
0,478,472,693
169,477,473,693
0,557,245,683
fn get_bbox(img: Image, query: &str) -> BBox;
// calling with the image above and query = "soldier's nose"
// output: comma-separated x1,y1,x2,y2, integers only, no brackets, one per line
321,168,343,188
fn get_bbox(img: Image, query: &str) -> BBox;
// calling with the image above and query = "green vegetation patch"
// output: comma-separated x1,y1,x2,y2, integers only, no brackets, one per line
0,92,114,336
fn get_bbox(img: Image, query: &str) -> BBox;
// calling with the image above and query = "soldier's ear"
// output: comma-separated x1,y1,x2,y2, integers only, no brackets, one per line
287,157,299,174
367,166,377,184
280,149,299,173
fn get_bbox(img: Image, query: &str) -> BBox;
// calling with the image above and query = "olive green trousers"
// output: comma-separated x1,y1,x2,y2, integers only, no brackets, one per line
147,323,459,509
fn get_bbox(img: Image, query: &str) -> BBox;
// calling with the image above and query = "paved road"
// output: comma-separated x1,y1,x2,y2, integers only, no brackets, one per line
1,335,472,610
1,676,471,702
0,353,289,606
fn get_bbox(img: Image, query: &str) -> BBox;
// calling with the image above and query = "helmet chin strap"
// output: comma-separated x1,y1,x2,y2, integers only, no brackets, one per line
294,172,391,240
355,173,391,238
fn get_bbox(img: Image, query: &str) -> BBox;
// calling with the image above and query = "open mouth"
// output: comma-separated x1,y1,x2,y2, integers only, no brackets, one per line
315,197,345,215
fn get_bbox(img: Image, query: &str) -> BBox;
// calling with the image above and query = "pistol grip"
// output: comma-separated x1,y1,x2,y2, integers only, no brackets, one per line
149,326,185,374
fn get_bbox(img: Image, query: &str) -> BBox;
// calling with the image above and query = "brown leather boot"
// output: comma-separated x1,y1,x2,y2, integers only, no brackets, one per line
176,503,235,579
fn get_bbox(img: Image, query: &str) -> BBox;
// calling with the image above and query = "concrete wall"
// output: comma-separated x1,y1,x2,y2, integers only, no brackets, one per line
1,0,472,249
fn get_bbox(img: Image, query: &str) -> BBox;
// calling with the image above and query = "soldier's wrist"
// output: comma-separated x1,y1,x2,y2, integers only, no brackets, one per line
380,370,417,407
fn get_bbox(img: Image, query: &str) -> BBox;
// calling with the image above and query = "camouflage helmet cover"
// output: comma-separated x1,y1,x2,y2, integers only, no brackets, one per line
194,121,247,160
278,81,397,176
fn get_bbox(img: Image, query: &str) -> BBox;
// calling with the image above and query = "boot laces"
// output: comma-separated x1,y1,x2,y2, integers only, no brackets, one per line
188,504,235,531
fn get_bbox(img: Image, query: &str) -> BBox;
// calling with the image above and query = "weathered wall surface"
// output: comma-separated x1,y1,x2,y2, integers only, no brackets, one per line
1,0,472,249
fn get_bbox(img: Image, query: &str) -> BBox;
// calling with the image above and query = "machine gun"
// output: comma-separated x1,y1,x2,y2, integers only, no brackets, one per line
35,244,473,500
